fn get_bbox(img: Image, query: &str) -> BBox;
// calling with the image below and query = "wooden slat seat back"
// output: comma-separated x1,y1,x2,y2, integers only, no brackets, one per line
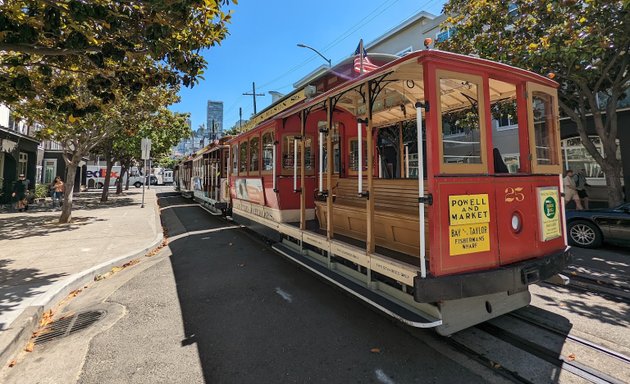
316,177,429,258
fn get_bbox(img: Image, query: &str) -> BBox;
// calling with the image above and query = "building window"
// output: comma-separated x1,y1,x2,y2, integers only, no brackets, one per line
436,28,456,43
507,3,519,18
562,136,622,184
249,136,259,173
44,159,57,184
18,152,28,177
395,46,413,57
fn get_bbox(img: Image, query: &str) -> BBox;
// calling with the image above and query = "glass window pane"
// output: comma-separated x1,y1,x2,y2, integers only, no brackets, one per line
489,79,519,173
440,78,482,164
239,142,248,174
532,91,559,165
282,136,296,170
249,137,259,172
231,145,238,174
349,139,367,172
262,133,273,171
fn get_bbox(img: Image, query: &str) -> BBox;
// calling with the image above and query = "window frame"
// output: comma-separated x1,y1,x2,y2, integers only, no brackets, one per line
347,137,368,176
435,69,488,174
281,134,315,176
261,130,274,175
249,135,260,174
239,140,248,175
527,82,562,174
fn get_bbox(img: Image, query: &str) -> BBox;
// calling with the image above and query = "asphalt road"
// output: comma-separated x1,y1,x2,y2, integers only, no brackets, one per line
2,193,499,384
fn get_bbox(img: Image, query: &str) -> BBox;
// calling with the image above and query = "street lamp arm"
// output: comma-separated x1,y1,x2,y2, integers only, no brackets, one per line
297,43,331,68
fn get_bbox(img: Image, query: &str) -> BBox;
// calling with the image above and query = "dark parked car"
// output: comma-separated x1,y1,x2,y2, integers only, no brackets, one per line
566,203,630,248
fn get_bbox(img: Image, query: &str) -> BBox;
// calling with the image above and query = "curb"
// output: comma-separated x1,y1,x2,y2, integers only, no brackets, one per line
0,192,164,368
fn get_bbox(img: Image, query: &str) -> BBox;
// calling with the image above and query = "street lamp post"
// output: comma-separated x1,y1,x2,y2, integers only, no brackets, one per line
297,43,332,68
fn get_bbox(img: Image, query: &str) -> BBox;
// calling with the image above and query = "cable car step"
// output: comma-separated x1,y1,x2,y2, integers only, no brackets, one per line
271,242,442,329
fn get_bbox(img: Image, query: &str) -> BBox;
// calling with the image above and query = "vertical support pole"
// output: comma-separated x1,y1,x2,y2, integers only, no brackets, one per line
326,99,334,241
319,130,324,192
416,102,427,278
366,84,375,255
272,141,277,191
398,122,404,178
300,110,306,230
405,144,410,179
378,154,382,178
357,118,363,194
293,137,298,192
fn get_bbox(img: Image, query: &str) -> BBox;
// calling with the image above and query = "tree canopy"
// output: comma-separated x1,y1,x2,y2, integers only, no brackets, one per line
439,0,630,206
0,0,235,114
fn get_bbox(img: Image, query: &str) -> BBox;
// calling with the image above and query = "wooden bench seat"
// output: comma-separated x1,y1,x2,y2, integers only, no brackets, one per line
315,177,429,258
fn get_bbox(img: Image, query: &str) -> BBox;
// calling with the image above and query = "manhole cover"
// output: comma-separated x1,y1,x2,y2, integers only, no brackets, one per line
34,310,106,345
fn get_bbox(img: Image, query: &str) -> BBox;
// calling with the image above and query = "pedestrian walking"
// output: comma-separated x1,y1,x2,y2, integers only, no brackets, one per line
574,168,590,209
11,174,28,212
52,176,65,209
563,169,583,210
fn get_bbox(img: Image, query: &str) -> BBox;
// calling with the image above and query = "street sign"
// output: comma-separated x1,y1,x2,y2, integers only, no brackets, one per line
141,138,152,160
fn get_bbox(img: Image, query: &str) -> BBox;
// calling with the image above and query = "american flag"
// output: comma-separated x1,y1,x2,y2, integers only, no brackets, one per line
353,39,378,74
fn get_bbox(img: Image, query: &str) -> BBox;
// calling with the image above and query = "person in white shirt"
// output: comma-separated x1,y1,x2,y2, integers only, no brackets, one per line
563,169,583,210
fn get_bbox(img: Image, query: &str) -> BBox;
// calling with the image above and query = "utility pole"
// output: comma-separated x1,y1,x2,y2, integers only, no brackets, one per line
243,82,264,115
239,108,242,132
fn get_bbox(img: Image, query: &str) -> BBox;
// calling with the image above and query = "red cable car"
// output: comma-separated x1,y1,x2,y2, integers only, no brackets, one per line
221,49,570,335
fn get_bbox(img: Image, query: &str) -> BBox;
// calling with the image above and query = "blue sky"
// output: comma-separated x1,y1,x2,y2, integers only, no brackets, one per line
169,0,447,132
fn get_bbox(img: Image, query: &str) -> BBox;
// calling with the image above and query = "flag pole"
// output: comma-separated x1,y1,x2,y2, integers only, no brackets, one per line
360,39,364,74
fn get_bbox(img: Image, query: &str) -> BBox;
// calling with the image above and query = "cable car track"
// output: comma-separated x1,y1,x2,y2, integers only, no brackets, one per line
445,308,630,384
543,274,630,305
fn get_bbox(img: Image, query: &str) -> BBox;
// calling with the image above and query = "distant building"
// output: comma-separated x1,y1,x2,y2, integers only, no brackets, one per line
206,101,224,140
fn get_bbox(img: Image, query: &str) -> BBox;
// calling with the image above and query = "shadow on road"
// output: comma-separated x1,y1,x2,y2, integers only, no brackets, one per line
158,194,490,383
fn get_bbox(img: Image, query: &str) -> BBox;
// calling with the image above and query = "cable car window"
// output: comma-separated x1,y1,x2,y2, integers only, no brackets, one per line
231,144,238,174
249,136,259,173
321,121,341,174
436,70,488,174
262,132,274,172
239,141,248,174
282,135,314,174
532,91,559,166
489,79,519,173
349,139,367,174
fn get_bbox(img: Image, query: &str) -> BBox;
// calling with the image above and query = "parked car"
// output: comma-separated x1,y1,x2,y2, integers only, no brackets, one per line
566,203,630,248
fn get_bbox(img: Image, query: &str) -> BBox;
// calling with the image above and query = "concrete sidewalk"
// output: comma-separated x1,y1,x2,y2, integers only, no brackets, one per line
0,188,164,366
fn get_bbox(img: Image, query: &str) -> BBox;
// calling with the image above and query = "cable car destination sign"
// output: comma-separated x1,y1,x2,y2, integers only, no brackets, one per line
448,194,491,256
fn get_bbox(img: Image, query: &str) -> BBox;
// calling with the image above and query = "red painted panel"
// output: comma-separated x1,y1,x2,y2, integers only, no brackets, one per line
432,178,500,276
431,175,566,277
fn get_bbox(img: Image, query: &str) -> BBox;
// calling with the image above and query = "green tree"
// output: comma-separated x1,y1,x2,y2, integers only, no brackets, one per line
440,0,629,206
0,0,235,113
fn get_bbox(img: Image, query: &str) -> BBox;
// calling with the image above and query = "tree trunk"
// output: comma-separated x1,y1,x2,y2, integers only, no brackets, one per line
116,165,127,195
100,158,114,202
60,152,80,223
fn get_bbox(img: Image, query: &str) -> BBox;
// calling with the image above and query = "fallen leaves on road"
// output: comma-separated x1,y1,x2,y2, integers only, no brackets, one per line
8,360,16,368
25,342,34,353
567,353,576,361
39,310,54,327
370,348,381,353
